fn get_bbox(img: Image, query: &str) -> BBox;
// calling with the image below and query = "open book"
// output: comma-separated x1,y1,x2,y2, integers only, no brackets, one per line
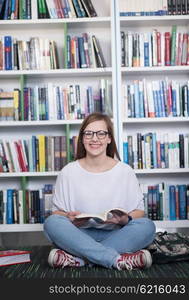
75,207,128,221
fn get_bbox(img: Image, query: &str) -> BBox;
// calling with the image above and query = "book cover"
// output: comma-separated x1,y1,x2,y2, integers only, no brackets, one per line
6,189,13,224
92,35,106,68
178,184,187,219
77,0,87,17
169,185,176,220
164,32,171,66
0,0,5,19
78,36,87,68
54,136,61,171
4,36,12,70
0,250,31,266
181,0,187,14
171,25,177,66
66,0,77,17
80,0,97,17
72,0,83,17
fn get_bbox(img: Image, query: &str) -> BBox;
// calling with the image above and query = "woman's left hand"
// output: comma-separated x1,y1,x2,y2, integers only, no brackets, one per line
105,211,129,226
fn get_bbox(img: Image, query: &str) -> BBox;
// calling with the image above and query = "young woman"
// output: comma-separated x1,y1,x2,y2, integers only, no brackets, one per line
44,112,156,270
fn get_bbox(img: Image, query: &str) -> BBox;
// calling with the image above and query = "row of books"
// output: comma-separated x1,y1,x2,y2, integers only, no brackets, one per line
0,0,31,20
37,0,97,19
122,79,189,118
0,33,106,70
66,33,106,68
120,0,189,16
0,79,112,121
121,27,189,67
123,132,189,169
0,36,58,71
140,182,189,221
0,135,71,173
0,184,54,224
1,181,188,225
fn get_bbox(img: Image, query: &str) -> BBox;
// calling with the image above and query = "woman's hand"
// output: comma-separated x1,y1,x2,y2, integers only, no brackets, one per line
72,217,90,227
105,211,129,226
66,212,90,227
66,211,81,222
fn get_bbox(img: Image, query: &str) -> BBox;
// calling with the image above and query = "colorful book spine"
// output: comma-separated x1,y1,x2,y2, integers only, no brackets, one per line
4,36,12,70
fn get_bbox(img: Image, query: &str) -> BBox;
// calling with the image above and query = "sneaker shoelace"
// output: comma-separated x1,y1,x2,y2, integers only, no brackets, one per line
118,252,144,270
55,251,80,267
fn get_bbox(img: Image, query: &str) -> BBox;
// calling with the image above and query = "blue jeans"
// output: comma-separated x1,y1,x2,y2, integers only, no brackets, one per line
44,215,156,268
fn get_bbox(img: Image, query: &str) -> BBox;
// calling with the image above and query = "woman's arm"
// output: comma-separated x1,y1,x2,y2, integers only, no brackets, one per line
52,210,81,222
128,209,145,219
105,209,145,226
52,210,68,216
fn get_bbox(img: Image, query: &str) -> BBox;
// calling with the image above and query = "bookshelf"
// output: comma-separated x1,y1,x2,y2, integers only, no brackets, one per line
0,0,118,231
0,0,189,233
116,0,189,231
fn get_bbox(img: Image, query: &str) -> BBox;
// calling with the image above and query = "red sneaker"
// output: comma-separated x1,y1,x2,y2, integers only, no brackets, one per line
48,249,82,268
116,249,152,270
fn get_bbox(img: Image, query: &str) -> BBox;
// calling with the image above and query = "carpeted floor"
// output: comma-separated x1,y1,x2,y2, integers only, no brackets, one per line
0,245,189,279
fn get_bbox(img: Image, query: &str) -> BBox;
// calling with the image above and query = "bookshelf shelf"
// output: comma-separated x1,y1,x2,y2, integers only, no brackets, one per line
0,120,83,127
120,15,189,26
0,17,111,26
135,168,189,175
123,117,189,124
1,220,189,233
0,68,112,78
121,66,189,75
0,224,44,232
154,220,189,229
0,172,59,178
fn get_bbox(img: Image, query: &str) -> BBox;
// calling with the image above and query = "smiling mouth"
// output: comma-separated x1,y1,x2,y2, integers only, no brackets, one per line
89,144,101,147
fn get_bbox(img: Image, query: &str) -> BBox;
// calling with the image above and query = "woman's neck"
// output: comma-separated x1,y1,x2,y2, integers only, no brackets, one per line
79,155,117,173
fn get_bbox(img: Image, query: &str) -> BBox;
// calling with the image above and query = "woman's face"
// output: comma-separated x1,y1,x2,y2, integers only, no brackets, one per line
82,120,111,158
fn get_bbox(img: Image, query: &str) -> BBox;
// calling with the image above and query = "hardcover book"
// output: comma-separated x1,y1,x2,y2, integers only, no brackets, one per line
0,250,31,266
92,35,106,68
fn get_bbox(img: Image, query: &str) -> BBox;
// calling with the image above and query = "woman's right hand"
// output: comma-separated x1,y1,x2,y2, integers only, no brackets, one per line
52,210,80,222
66,211,81,222
53,210,89,227
72,217,90,227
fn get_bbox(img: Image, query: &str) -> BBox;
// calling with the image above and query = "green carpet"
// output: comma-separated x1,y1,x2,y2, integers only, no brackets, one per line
0,246,189,279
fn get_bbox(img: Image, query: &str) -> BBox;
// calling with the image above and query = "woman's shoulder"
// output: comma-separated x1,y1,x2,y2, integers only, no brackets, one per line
59,160,78,175
117,161,135,173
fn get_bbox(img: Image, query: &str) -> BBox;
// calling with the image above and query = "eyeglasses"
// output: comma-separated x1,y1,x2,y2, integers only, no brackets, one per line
82,130,109,140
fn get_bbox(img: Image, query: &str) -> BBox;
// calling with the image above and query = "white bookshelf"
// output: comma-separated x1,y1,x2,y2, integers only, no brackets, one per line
0,172,59,178
123,117,189,123
0,224,44,232
0,0,118,232
0,17,111,26
0,68,113,77
135,168,189,175
116,0,189,231
155,220,189,230
0,0,188,233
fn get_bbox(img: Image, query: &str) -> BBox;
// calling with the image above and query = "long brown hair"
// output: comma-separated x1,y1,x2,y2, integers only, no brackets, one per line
75,112,121,160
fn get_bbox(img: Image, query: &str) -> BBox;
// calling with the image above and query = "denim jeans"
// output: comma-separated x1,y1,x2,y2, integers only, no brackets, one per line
43,214,156,268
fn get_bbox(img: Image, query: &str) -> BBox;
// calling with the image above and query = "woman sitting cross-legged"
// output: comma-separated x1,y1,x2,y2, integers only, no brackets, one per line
44,112,156,270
